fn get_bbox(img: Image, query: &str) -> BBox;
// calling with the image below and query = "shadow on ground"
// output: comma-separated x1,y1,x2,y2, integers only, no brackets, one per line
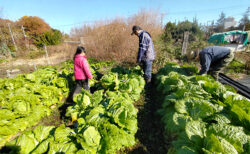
129,74,169,154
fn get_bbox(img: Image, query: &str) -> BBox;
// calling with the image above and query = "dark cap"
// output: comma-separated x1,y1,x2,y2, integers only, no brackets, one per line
131,25,141,35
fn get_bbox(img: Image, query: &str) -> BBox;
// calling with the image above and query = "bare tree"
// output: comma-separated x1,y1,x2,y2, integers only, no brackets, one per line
239,7,250,30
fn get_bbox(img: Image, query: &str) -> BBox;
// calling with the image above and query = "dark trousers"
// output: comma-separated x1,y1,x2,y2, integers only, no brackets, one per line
73,79,90,97
208,50,234,80
142,60,153,80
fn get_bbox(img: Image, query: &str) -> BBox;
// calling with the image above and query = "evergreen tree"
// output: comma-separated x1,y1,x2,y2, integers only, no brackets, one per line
163,22,176,43
215,12,226,32
239,7,250,30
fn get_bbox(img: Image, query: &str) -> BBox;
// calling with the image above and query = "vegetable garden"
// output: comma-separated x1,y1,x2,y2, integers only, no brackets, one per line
0,60,249,154
155,63,250,154
0,60,145,153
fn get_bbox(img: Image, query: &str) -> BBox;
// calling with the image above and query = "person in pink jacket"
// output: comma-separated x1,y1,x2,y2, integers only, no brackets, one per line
73,46,93,97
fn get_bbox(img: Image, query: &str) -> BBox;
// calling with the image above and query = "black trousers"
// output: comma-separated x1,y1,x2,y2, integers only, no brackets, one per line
73,79,90,97
208,50,234,80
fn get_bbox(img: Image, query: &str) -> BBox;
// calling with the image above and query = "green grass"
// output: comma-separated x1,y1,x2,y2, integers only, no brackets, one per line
0,59,9,64
225,59,247,74
26,49,46,59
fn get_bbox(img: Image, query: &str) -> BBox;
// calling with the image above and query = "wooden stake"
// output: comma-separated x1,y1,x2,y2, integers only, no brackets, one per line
44,45,50,65
182,31,189,56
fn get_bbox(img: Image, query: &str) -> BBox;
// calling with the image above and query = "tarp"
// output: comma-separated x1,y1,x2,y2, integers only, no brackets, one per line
208,30,248,46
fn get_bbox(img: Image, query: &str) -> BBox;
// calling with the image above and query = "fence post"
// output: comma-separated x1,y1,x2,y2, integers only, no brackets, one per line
6,70,10,78
182,31,189,56
7,23,18,52
33,61,37,70
44,45,50,65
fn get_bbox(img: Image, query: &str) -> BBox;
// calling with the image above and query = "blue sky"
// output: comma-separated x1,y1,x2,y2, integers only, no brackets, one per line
0,0,249,34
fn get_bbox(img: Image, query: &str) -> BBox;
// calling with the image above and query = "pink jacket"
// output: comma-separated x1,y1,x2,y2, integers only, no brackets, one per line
74,54,93,80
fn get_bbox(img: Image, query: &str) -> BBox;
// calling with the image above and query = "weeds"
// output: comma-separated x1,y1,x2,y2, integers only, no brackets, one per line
225,59,248,74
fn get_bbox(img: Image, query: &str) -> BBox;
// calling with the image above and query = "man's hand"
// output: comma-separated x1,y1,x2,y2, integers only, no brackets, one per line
136,60,142,67
139,63,143,68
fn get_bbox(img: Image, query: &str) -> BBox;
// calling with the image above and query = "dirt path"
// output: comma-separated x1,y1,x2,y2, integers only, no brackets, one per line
1,53,69,67
127,75,169,154
0,54,70,78
227,73,250,89
237,75,250,88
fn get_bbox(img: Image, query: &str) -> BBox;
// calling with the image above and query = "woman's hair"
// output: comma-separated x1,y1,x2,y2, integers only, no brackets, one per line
73,46,86,60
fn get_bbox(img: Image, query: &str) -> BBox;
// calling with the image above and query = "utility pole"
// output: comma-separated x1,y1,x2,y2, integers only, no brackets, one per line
21,25,29,48
7,23,18,52
21,25,26,38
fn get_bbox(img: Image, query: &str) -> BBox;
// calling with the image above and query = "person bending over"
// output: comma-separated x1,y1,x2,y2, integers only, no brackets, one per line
192,46,234,80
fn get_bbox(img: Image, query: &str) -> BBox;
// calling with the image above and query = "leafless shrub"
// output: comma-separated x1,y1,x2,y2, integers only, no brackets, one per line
70,9,162,63
47,43,76,59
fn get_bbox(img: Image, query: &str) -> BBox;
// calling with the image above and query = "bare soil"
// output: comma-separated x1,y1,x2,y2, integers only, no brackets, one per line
120,75,169,154
0,53,71,78
234,52,250,63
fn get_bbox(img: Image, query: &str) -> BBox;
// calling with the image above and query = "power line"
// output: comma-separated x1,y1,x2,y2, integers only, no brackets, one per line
228,13,245,17
52,4,249,30
53,20,95,28
167,4,249,15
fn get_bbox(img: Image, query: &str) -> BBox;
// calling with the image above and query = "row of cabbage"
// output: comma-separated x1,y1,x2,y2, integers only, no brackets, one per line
155,63,250,154
0,59,112,149
0,66,71,148
3,63,145,153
